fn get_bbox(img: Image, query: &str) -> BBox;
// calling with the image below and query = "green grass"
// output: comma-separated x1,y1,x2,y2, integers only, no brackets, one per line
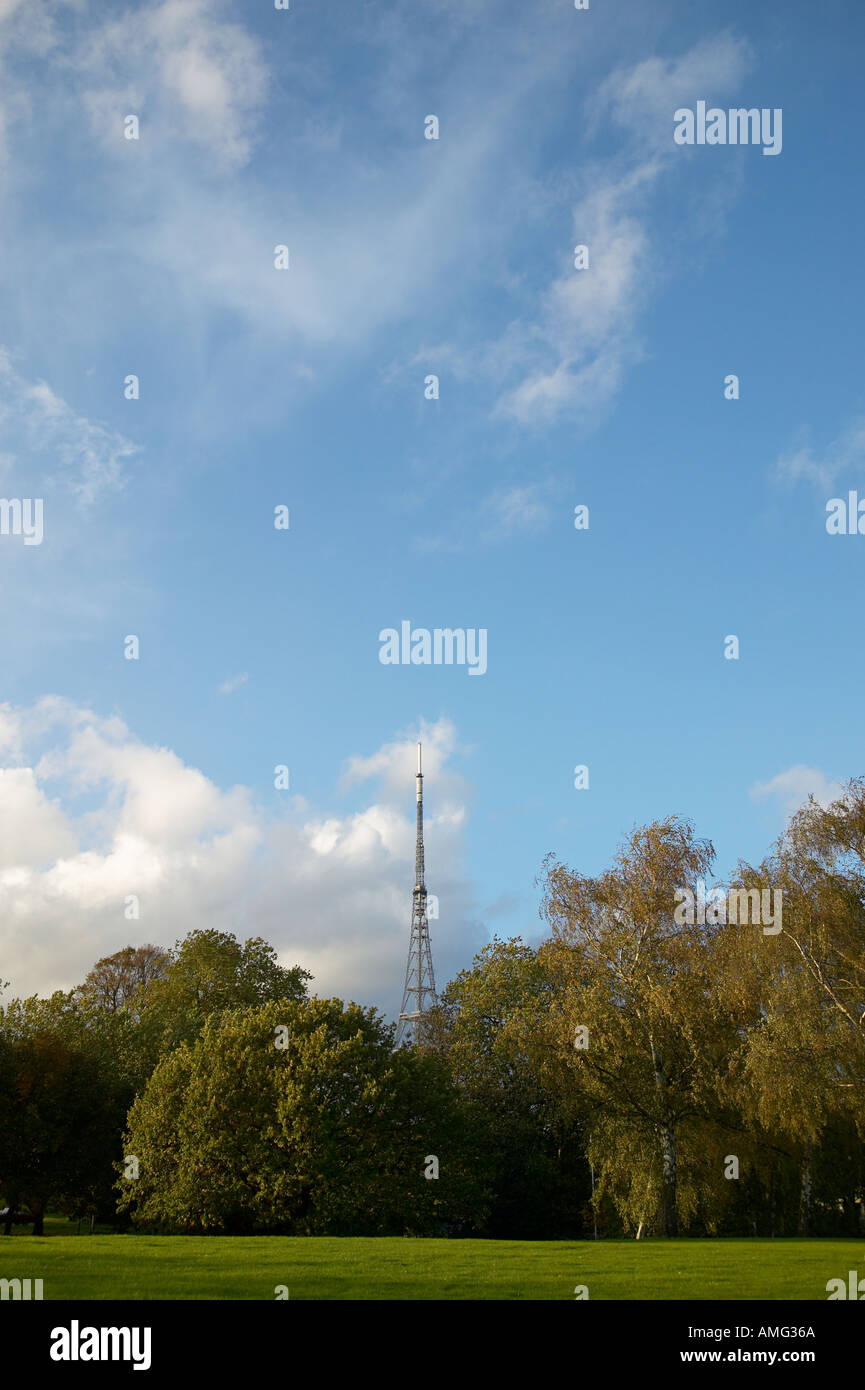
1,1230,862,1299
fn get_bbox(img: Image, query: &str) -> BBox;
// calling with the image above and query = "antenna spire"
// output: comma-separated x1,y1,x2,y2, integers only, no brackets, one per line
396,739,436,1046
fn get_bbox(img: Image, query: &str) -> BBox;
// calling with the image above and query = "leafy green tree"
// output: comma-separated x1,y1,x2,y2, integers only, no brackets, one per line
0,934,312,1228
132,929,311,1080
119,997,487,1235
426,938,590,1237
0,992,133,1231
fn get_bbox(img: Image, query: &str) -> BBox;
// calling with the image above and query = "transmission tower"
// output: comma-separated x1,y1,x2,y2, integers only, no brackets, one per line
396,741,437,1046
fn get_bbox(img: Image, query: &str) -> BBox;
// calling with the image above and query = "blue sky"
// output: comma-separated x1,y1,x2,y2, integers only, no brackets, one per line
1,0,863,1019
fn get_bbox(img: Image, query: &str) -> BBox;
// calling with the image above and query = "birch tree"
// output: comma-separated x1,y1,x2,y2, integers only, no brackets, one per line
538,818,738,1236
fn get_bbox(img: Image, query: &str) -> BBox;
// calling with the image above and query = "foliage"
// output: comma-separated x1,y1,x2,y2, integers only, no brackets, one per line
0,993,133,1229
425,939,590,1236
3,786,865,1241
118,997,487,1235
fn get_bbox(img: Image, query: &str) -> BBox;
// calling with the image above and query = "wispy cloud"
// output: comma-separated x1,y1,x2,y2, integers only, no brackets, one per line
219,673,249,696
414,478,558,553
494,170,652,425
593,33,753,149
0,13,755,438
483,484,552,538
489,35,751,425
750,765,844,818
0,0,76,160
73,0,269,172
0,346,138,505
775,418,865,491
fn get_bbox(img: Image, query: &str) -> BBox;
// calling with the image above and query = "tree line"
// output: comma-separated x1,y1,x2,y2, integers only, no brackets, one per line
2,779,864,1238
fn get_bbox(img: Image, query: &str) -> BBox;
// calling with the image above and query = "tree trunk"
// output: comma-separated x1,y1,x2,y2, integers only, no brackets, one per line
32,1203,45,1237
659,1125,678,1236
798,1151,812,1237
4,1190,19,1236
648,1032,678,1237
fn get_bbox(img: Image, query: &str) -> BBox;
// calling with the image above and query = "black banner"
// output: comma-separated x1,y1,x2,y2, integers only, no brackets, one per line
3,1299,859,1377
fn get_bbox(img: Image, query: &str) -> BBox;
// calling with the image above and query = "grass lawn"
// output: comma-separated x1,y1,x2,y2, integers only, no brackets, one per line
1,1225,862,1299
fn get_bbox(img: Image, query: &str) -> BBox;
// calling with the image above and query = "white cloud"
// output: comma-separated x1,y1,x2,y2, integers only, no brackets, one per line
594,33,752,148
750,765,844,818
0,767,77,868
0,2,575,374
219,673,249,695
0,702,480,1017
0,0,81,158
77,0,269,171
0,12,752,437
491,34,751,426
0,347,138,505
775,418,865,491
0,0,67,56
494,173,650,425
341,718,464,801
484,484,551,538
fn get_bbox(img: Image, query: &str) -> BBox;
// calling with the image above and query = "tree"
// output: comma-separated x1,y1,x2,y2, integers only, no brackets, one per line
132,929,311,1080
538,818,742,1236
426,938,590,1237
0,933,313,1229
75,945,168,1016
720,780,865,1233
0,993,132,1232
119,997,487,1235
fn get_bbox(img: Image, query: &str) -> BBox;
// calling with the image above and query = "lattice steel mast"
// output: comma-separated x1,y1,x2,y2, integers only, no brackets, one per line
396,741,437,1046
